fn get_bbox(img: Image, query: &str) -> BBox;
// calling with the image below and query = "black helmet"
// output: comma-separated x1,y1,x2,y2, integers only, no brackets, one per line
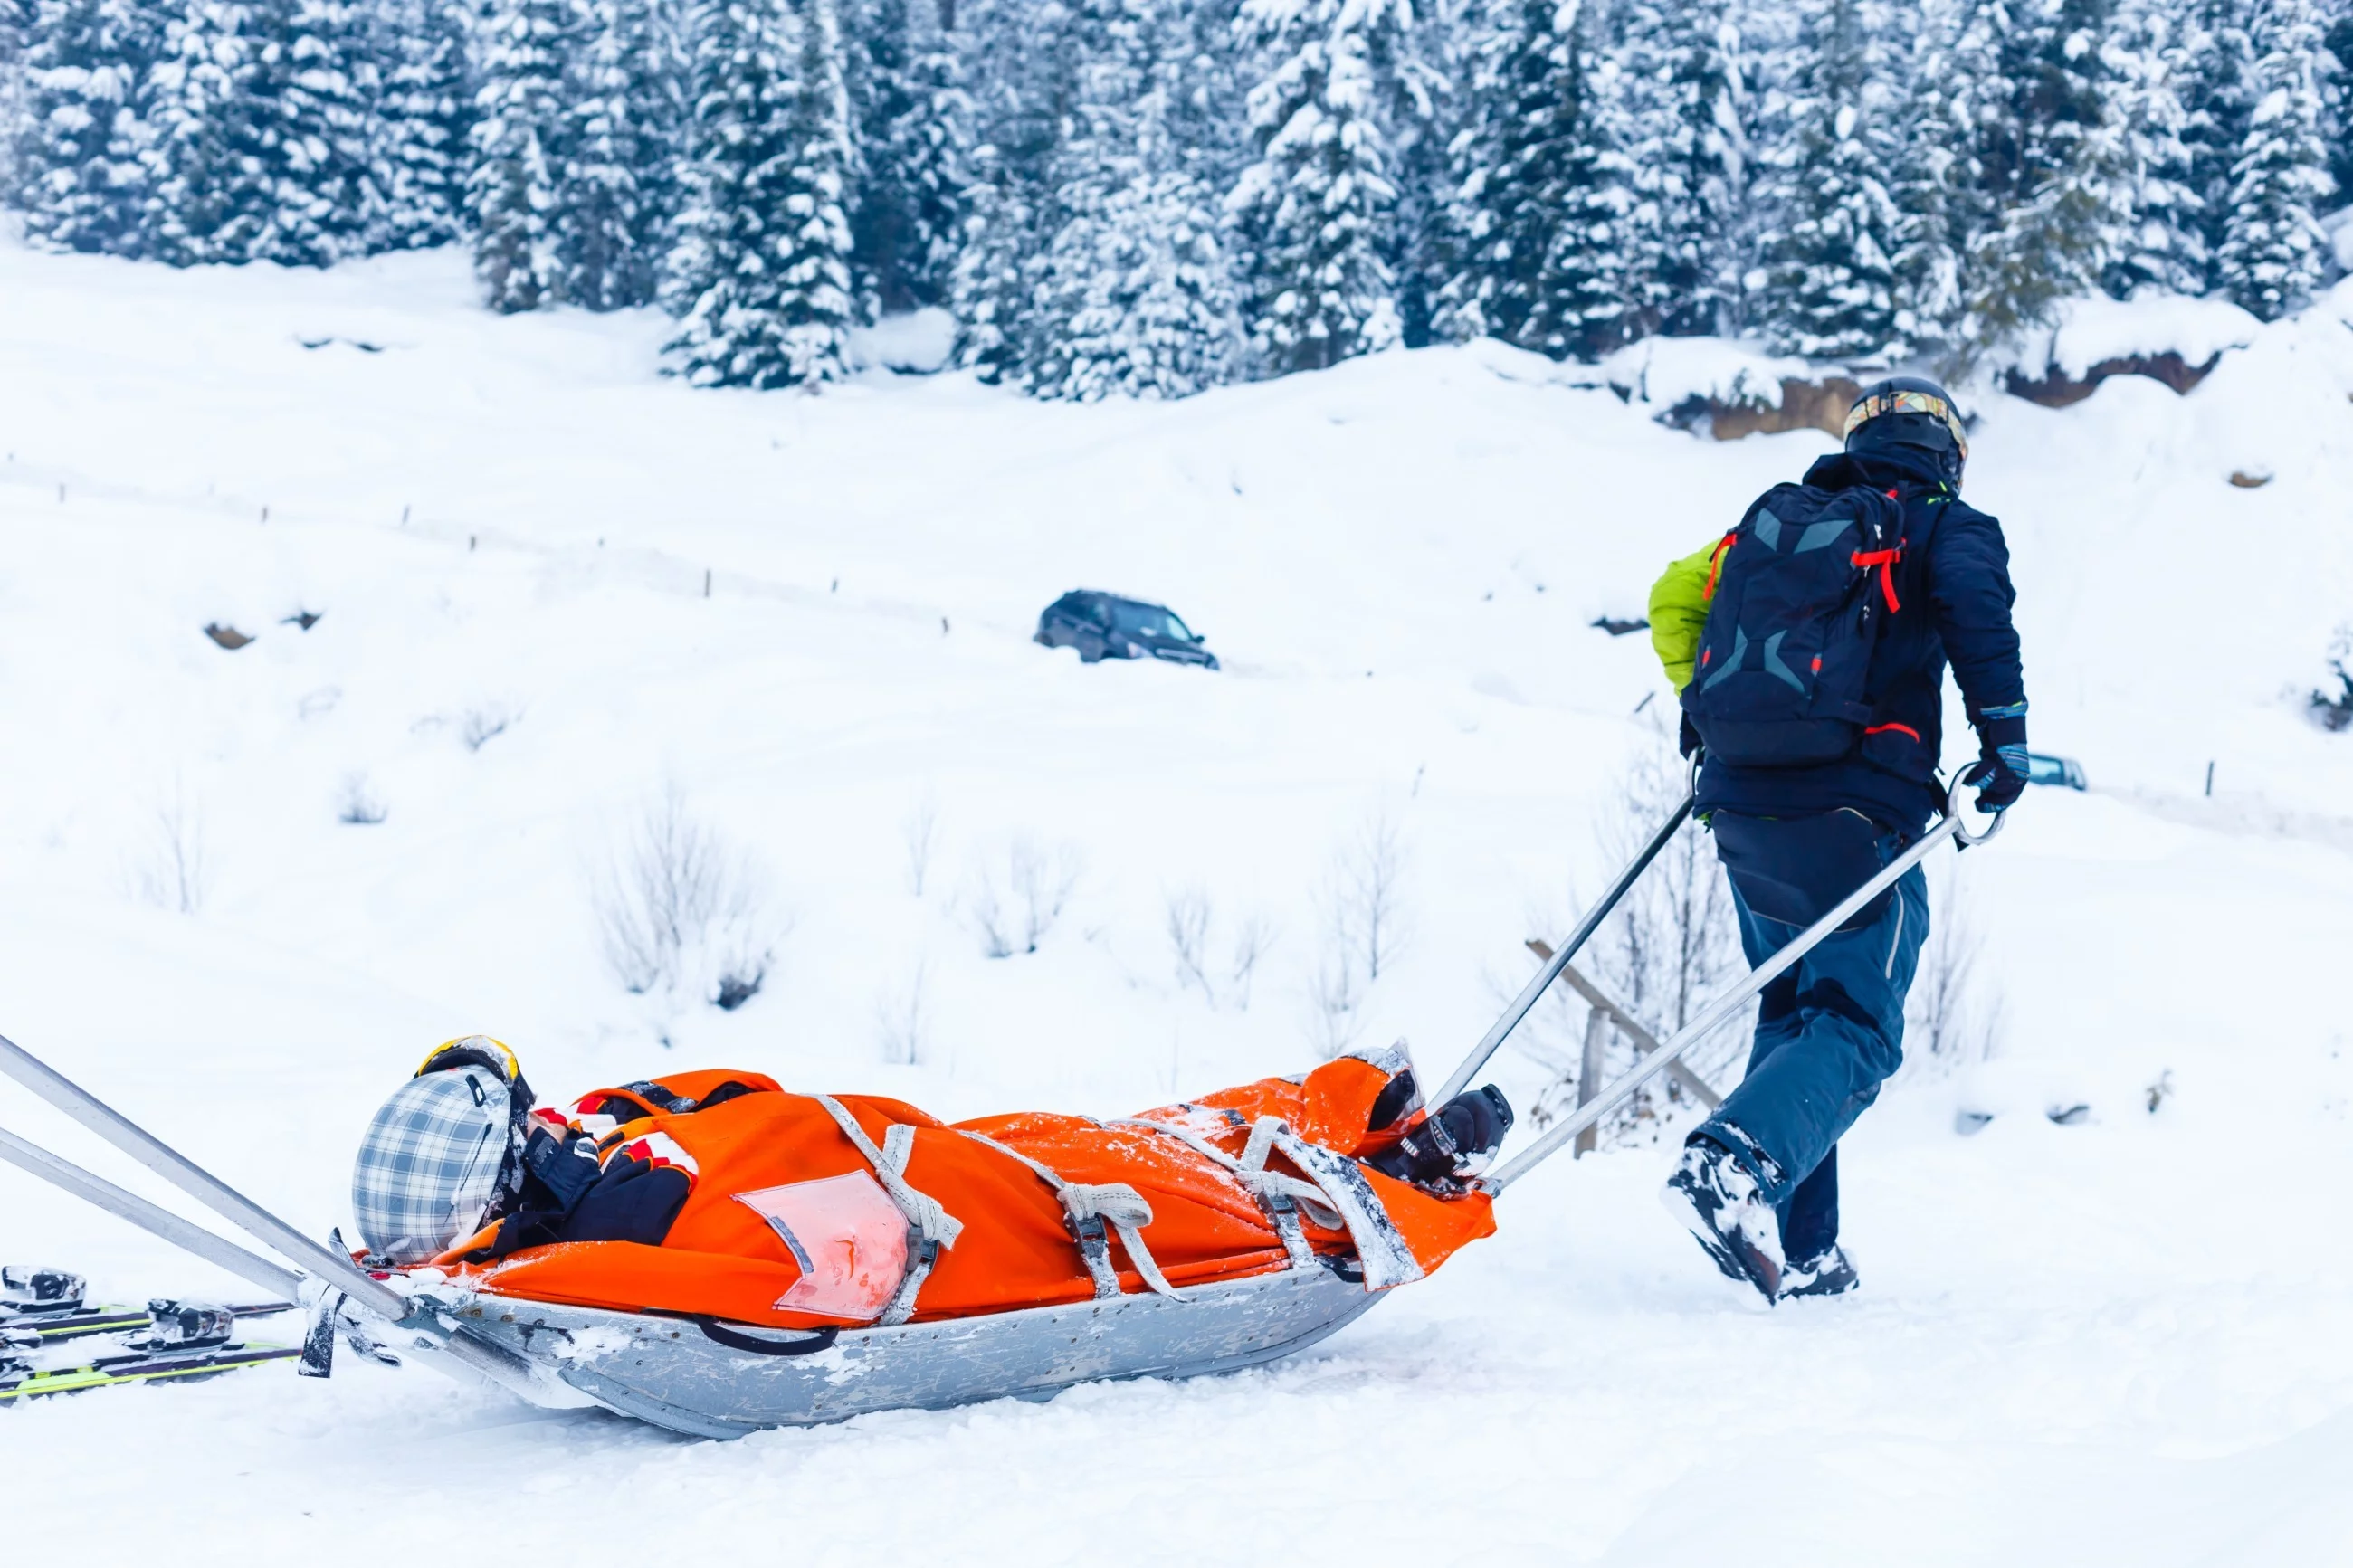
1843,375,1968,485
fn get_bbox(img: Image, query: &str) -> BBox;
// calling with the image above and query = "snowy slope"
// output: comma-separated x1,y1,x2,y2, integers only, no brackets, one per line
3,241,2353,1565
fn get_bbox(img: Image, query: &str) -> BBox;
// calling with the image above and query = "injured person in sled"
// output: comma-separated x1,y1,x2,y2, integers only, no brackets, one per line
349,1037,1512,1327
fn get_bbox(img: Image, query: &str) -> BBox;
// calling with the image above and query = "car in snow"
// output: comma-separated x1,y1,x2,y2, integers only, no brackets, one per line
1034,591,1220,670
2025,752,2088,791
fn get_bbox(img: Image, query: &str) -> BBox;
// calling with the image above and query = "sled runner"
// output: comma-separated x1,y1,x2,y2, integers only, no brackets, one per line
0,777,1999,1435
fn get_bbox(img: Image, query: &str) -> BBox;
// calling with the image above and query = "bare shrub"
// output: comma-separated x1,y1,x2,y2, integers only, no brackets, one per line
1329,811,1410,983
1903,862,2001,1072
968,835,1085,958
902,791,940,896
1166,886,1215,997
592,790,786,1006
1227,911,1277,1010
1306,943,1367,1057
877,954,930,1065
460,704,519,752
1533,725,1741,1141
1166,885,1278,1010
1302,811,1413,1057
337,773,387,825
132,784,208,915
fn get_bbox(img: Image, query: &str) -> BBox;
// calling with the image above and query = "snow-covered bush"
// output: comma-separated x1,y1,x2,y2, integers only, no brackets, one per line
336,772,387,825
592,789,785,1009
2312,629,2353,732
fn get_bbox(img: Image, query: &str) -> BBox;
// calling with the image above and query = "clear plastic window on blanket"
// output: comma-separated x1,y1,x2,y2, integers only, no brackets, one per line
733,1172,910,1321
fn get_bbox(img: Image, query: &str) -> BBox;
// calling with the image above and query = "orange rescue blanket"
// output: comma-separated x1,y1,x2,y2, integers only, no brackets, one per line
431,1051,1495,1328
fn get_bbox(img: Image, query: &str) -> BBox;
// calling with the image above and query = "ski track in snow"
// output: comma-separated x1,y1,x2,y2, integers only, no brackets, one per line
3,245,2353,1564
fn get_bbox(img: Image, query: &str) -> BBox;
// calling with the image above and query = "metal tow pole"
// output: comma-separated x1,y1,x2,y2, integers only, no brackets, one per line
0,1031,549,1399
1483,776,2005,1193
0,1123,303,1299
1432,763,1700,1108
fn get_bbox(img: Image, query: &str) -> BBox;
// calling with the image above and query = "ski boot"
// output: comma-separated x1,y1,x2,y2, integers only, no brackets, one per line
1660,1137,1784,1303
126,1300,236,1354
1777,1246,1859,1300
0,1266,86,1319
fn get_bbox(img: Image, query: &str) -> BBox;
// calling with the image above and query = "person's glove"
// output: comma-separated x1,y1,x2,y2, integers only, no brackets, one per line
1966,702,2030,811
1369,1086,1515,1190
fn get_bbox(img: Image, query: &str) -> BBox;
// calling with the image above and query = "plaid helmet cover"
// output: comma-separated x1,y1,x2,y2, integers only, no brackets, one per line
1842,387,1969,461
351,1066,517,1263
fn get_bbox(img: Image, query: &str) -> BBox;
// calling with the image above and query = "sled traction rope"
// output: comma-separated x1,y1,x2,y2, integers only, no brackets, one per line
954,1130,1185,1301
1109,1113,1425,1289
1110,1116,1325,1270
813,1096,962,1326
1481,773,2005,1193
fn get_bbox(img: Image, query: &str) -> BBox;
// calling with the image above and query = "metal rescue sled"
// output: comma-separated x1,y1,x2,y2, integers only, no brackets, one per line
0,776,1999,1438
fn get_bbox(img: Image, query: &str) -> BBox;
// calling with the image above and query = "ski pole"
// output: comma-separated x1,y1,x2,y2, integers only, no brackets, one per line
1432,762,1700,1108
1482,775,2005,1193
0,1122,303,1298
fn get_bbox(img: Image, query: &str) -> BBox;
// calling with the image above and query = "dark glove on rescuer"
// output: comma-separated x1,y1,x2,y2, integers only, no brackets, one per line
1966,702,2029,811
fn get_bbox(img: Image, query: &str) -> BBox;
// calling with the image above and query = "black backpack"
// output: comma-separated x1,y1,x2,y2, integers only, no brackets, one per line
1681,480,1913,768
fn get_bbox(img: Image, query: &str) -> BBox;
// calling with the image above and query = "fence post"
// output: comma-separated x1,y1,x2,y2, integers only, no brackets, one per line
1575,1005,1610,1157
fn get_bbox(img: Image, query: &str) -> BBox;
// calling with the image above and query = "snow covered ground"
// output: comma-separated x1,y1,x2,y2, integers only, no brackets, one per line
4,238,2353,1563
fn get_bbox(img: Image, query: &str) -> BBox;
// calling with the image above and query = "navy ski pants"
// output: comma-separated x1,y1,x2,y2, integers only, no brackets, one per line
1693,828,1928,1262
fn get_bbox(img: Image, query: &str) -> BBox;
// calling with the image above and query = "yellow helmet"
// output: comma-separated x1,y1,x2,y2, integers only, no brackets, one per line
414,1034,523,1084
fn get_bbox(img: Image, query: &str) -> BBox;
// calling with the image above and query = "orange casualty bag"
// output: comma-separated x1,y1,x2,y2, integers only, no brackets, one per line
443,1049,1496,1329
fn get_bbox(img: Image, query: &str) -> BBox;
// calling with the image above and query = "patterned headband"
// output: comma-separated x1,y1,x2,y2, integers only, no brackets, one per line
1843,389,1968,461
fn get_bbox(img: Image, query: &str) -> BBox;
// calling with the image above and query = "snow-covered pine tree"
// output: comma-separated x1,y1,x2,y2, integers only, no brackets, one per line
1435,0,1636,360
2103,0,2205,296
1885,0,1977,351
947,0,1074,382
2215,0,2335,318
845,0,968,313
1025,0,1241,399
470,0,572,309
142,0,380,266
1750,0,1904,359
558,0,684,309
668,0,859,386
1372,0,1456,348
1614,0,1748,337
11,0,163,254
1228,0,1413,373
1950,0,2137,360
2174,0,2253,287
369,0,473,251
2323,0,2352,203
138,0,249,262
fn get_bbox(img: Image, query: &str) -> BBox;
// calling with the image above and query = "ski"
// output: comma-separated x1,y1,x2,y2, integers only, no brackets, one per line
3,1266,294,1344
1,1340,301,1402
6,1300,297,1345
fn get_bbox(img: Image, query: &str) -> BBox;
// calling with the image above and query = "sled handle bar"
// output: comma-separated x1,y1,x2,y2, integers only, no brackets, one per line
0,1031,410,1320
1482,774,2005,1193
0,1121,304,1299
1432,756,1700,1109
0,1031,551,1402
0,1034,550,1401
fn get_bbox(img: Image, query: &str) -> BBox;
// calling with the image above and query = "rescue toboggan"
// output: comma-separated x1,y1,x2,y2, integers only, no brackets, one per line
0,778,1998,1437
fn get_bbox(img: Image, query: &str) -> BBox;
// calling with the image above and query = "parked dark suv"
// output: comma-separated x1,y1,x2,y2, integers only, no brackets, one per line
1034,591,1220,669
